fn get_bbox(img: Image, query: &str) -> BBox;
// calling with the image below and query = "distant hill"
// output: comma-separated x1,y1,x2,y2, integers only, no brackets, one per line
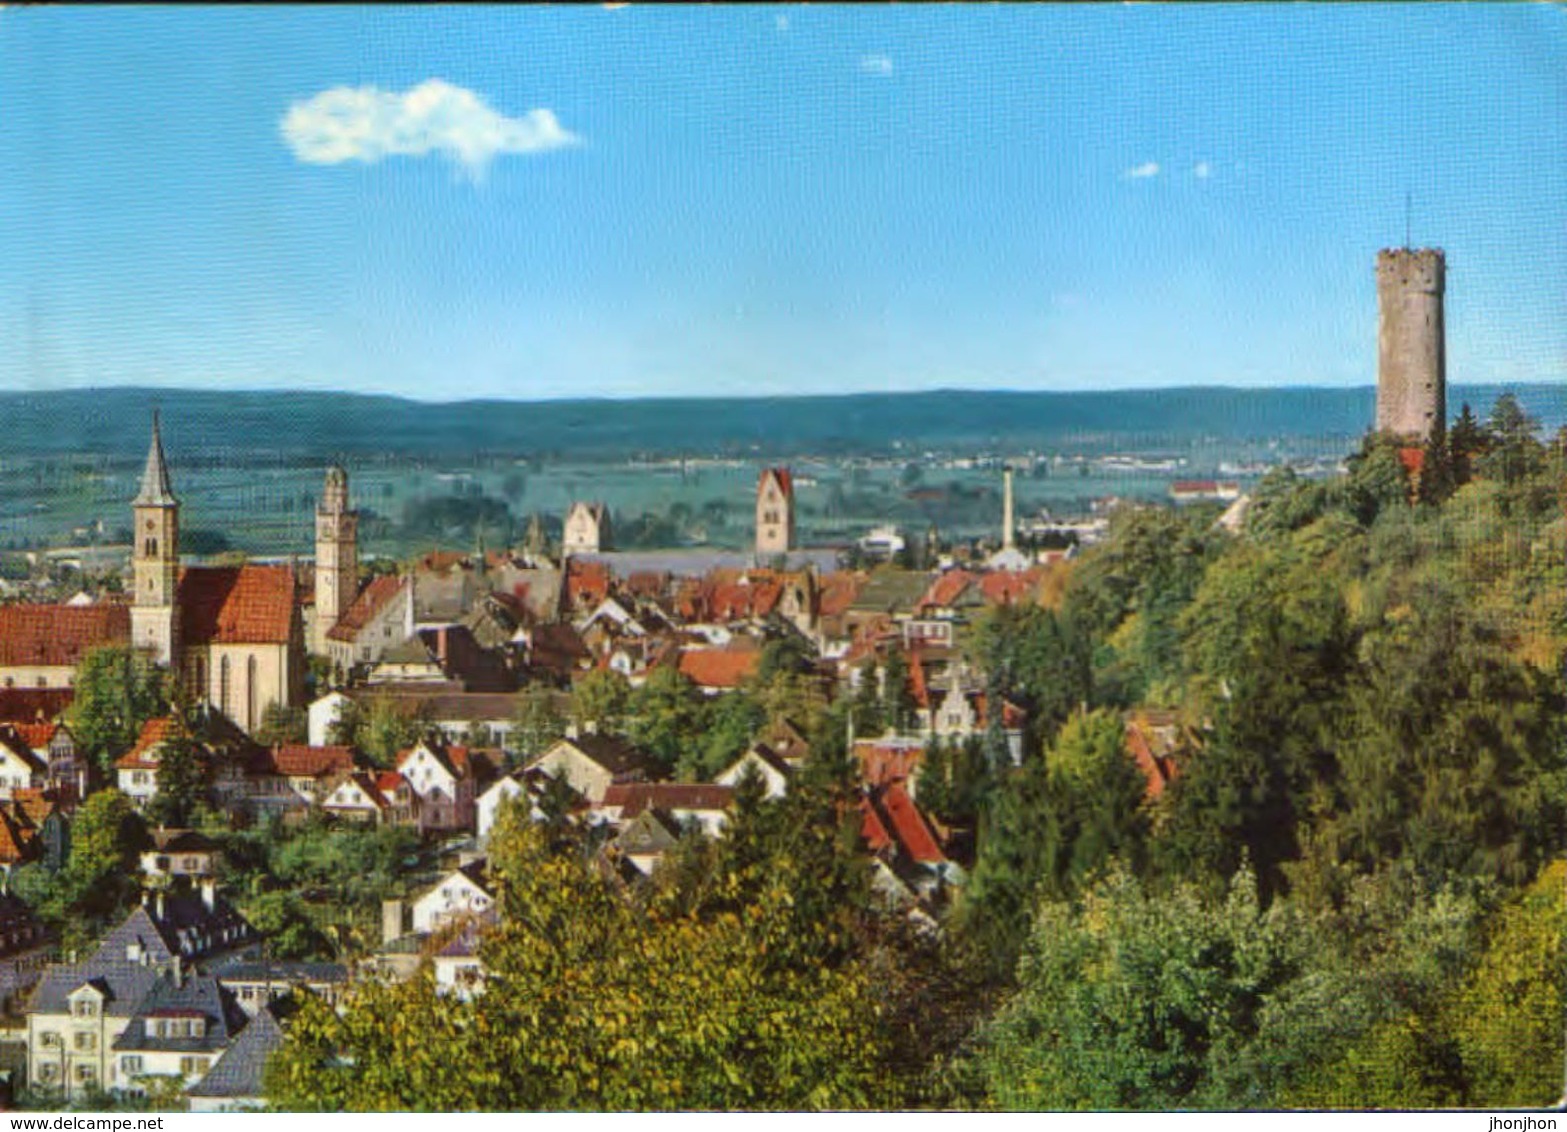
0,385,1560,461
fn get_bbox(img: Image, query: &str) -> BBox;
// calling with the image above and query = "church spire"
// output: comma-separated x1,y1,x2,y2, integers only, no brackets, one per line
133,411,179,507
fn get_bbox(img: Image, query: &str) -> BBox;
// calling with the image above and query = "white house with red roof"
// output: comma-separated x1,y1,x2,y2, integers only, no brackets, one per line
322,574,413,675
0,727,48,800
114,718,183,809
411,861,495,934
394,738,493,833
319,772,388,824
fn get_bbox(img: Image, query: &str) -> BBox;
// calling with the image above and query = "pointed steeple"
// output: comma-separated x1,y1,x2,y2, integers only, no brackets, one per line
133,411,179,507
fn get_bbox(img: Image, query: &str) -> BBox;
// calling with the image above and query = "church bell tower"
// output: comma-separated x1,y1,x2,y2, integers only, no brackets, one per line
131,412,180,666
314,465,358,655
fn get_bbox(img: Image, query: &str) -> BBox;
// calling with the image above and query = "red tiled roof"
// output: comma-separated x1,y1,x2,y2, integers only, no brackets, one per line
325,771,388,809
0,728,47,776
375,770,407,795
761,467,794,499
11,788,56,829
919,570,976,611
876,781,946,865
0,603,130,668
602,782,734,818
817,572,865,618
677,648,759,690
1124,717,1179,800
8,722,57,752
419,550,469,573
565,560,612,609
178,565,296,646
979,569,1042,607
1171,480,1219,494
0,809,34,866
0,688,74,722
859,795,894,855
115,717,175,771
328,575,405,642
266,745,356,778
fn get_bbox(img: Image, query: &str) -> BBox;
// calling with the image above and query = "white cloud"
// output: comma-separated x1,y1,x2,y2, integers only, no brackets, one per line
1194,161,1212,179
776,13,789,31
860,54,894,77
1125,161,1160,179
280,79,580,176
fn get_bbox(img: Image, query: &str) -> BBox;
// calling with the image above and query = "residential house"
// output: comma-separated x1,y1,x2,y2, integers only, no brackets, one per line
140,830,222,881
854,735,928,794
318,772,388,825
411,861,496,935
675,645,760,696
0,729,47,800
528,733,659,804
714,744,791,799
245,744,358,815
1,722,87,806
612,809,680,876
210,959,348,1019
595,783,734,838
106,970,246,1096
323,574,413,676
113,718,186,810
395,739,496,834
24,890,256,1099
431,922,486,1002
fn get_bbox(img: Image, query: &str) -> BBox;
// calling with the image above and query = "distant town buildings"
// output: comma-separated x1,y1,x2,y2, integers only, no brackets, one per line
562,501,611,556
754,468,795,558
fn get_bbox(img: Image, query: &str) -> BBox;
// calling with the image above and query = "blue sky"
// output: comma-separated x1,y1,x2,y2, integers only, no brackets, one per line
1,4,1563,402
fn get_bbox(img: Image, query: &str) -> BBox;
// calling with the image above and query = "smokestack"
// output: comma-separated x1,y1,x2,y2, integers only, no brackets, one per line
200,878,216,913
156,890,165,921
1003,467,1015,552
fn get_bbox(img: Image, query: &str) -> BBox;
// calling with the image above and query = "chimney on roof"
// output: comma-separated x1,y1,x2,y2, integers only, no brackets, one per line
155,890,165,921
381,898,406,946
200,878,216,913
172,953,183,988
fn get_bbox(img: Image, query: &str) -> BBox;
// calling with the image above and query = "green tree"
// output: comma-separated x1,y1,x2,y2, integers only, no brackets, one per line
149,712,206,829
570,669,629,733
974,864,1346,1110
625,665,701,771
66,646,166,777
1476,392,1544,487
266,813,896,1111
510,687,566,761
255,702,308,747
1445,402,1488,487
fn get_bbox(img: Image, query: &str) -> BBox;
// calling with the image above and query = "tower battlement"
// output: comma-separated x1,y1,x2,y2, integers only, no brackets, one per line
1376,247,1445,294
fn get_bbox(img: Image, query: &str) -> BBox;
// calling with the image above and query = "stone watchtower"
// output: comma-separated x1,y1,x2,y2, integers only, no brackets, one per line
755,467,795,558
1376,247,1446,442
314,465,358,654
131,412,180,666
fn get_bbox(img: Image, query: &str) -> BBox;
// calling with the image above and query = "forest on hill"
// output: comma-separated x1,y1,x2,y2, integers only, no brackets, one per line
1,383,1564,461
